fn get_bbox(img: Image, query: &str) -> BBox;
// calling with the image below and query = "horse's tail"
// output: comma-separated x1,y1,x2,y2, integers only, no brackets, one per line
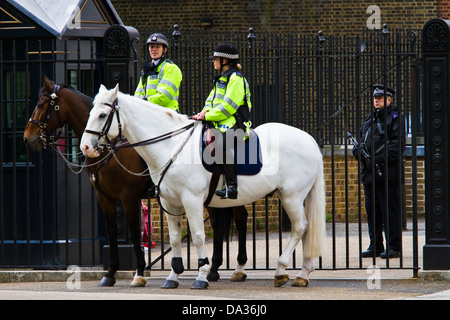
302,160,326,259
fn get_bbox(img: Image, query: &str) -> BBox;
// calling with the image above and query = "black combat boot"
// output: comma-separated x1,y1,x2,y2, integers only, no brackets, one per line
215,164,238,199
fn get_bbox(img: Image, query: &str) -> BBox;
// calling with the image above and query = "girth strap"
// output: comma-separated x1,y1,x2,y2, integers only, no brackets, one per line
204,164,222,208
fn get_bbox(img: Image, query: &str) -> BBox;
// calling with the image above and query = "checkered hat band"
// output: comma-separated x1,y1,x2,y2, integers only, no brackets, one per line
214,52,239,59
148,37,168,47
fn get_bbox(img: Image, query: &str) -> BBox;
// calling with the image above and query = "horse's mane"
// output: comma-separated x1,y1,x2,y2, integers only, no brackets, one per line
60,84,94,103
116,91,190,126
39,82,94,104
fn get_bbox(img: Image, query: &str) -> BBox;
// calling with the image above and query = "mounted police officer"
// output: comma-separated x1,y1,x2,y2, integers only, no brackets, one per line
135,33,182,200
192,43,252,199
135,33,182,112
352,84,405,259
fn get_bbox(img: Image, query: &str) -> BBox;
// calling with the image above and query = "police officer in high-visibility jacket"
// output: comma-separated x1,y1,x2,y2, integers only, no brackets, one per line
193,43,252,199
135,33,182,112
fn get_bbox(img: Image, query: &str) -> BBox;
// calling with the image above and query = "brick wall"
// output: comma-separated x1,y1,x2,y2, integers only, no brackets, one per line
323,154,425,222
111,0,438,34
439,0,450,18
147,154,425,241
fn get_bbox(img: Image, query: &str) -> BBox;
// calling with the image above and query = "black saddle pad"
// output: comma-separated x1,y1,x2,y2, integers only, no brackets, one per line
201,124,262,175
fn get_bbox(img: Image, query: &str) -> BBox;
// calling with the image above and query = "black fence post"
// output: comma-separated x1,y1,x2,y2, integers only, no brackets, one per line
247,27,256,126
422,18,450,270
172,24,181,61
316,30,326,147
103,25,140,94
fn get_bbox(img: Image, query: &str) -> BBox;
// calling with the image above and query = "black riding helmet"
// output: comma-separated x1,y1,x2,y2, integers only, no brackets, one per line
209,43,239,61
210,43,240,74
146,33,169,59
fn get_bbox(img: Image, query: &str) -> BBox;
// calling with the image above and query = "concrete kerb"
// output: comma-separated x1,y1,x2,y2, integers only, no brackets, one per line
1,268,450,283
0,270,137,283
418,270,450,281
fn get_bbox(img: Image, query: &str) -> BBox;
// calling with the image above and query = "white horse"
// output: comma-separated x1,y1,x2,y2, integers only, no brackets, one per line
80,84,326,289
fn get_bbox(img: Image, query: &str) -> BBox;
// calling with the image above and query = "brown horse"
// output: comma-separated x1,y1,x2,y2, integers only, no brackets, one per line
23,76,248,286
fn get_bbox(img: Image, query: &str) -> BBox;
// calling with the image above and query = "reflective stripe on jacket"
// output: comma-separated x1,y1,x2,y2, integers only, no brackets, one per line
203,68,252,132
134,60,182,112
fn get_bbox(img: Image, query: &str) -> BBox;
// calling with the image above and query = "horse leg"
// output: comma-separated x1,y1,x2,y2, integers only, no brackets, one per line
184,201,210,290
274,194,308,287
123,198,147,287
98,197,119,287
230,205,248,282
207,207,232,282
207,207,221,281
292,256,315,287
161,212,184,289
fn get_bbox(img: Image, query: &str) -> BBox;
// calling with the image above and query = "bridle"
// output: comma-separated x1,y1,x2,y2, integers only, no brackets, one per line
84,96,196,216
28,84,64,149
83,98,123,151
84,97,195,153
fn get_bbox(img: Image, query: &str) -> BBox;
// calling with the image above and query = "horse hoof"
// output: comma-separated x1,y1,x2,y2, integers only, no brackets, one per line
191,280,209,290
230,271,247,282
98,276,116,287
292,277,309,287
207,271,220,282
161,280,179,289
130,276,147,287
274,275,289,287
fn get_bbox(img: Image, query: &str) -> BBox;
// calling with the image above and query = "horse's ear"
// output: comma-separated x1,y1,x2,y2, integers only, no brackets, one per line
99,84,107,93
43,75,53,91
112,83,119,97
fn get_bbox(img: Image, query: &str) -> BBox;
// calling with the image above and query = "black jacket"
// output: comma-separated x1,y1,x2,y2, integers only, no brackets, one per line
353,105,405,185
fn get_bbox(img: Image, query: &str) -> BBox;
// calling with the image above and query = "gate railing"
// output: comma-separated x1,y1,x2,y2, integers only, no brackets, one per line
1,26,422,276
143,25,422,276
137,24,423,144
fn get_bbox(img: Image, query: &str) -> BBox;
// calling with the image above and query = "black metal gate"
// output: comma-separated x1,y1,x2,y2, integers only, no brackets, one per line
1,24,423,275
140,25,423,276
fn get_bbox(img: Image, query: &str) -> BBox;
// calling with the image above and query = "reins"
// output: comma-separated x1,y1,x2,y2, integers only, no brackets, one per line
28,85,148,176
112,122,195,150
85,97,197,216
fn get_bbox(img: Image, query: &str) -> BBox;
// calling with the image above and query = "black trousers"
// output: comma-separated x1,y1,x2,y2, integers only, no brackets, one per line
220,130,237,186
363,183,401,252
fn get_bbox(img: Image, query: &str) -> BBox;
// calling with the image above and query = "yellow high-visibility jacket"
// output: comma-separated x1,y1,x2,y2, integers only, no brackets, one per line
135,59,182,112
203,68,251,132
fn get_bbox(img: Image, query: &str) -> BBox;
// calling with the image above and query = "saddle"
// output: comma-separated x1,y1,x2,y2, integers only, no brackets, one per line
201,123,262,207
200,123,262,175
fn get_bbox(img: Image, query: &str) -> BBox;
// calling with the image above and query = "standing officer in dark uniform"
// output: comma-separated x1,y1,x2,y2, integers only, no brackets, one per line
352,84,405,259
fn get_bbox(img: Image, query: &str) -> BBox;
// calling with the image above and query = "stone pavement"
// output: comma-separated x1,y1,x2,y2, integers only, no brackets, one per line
0,270,448,301
0,220,448,301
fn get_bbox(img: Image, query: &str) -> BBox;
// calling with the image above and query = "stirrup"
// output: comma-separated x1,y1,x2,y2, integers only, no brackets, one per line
215,188,228,199
215,186,237,199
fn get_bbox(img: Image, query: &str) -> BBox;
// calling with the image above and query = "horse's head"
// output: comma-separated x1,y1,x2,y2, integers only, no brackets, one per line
24,76,68,151
80,84,121,158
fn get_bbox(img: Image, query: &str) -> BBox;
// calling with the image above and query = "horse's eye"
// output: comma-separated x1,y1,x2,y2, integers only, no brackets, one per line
99,113,107,119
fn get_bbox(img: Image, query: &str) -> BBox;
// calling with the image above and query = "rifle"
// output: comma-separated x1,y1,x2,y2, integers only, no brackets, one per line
347,132,382,177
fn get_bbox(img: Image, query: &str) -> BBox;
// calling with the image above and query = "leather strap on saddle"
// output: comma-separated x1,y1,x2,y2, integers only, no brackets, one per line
204,164,222,208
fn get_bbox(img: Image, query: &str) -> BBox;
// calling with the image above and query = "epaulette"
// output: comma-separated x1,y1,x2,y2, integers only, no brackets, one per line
391,110,398,119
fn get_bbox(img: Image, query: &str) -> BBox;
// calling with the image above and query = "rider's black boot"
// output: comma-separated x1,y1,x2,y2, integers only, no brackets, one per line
215,164,238,199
